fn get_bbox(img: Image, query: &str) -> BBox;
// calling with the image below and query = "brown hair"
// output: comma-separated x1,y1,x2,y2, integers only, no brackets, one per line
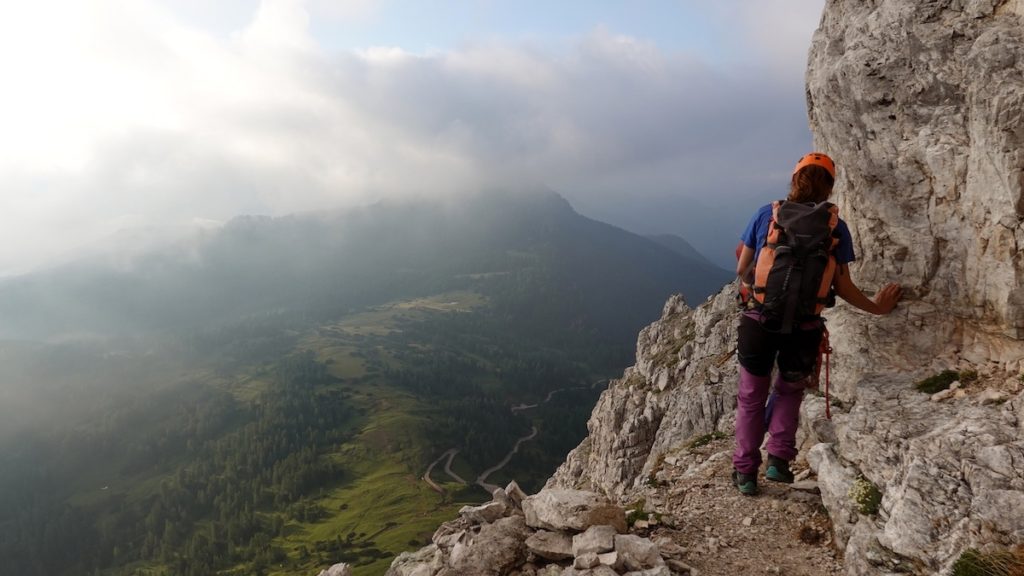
788,165,834,203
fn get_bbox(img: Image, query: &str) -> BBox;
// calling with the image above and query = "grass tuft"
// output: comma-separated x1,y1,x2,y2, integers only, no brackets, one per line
915,368,981,394
686,431,727,451
960,370,979,384
950,546,1024,576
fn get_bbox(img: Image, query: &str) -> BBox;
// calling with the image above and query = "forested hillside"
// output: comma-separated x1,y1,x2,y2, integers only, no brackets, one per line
0,191,730,576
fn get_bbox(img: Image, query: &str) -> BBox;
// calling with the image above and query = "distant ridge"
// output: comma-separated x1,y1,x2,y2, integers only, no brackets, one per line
645,233,729,275
0,190,733,341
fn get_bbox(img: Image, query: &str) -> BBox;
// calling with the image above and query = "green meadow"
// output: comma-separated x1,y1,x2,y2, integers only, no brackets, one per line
2,289,604,576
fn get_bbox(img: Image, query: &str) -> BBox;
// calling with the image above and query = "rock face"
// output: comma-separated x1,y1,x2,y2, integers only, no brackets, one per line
548,293,739,499
808,0,1024,341
805,0,1024,399
551,2,1024,575
803,2,1024,574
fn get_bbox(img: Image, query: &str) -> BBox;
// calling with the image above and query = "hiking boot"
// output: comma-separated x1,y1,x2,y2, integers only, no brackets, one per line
732,470,759,496
765,454,794,484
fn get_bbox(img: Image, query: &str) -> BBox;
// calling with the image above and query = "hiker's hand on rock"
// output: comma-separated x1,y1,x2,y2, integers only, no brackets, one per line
873,283,902,314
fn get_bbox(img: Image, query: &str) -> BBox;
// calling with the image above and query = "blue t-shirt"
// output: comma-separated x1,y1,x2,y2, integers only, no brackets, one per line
741,203,855,265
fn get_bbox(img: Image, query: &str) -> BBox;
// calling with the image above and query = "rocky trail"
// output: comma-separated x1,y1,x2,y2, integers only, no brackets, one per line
634,435,843,576
380,434,845,576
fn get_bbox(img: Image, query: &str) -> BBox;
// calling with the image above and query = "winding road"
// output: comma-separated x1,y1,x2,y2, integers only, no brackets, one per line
475,426,538,494
422,448,469,494
423,380,608,495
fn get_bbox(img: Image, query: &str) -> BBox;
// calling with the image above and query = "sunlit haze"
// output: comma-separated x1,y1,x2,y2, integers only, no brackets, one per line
0,0,825,275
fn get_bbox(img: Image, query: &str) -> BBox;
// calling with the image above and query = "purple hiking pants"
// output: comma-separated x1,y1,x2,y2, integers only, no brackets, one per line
733,312,823,474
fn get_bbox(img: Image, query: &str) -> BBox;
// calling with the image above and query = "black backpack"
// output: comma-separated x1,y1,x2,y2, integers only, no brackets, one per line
751,201,840,333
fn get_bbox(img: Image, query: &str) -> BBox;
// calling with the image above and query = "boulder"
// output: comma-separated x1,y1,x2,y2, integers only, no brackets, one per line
505,480,529,507
523,489,627,533
385,545,444,576
614,534,664,572
572,525,616,556
459,501,507,524
447,516,529,576
596,551,618,567
573,552,600,569
525,530,573,561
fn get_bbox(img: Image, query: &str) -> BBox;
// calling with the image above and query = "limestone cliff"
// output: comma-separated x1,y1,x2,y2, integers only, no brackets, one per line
551,1,1024,574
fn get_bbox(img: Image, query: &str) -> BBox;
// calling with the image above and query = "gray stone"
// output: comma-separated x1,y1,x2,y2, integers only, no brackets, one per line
574,552,600,569
385,545,443,576
522,489,627,533
597,551,618,567
431,517,471,548
790,481,820,494
447,516,529,576
505,480,529,507
665,558,696,575
614,534,664,572
459,500,507,524
572,525,616,556
432,529,465,550
491,487,515,511
979,388,1010,405
525,530,574,561
652,537,686,559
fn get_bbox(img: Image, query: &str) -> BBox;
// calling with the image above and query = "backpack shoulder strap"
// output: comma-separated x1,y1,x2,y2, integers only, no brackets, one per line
753,201,787,302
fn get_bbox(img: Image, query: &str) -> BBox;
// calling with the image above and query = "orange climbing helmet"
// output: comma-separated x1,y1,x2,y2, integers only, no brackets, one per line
793,152,836,179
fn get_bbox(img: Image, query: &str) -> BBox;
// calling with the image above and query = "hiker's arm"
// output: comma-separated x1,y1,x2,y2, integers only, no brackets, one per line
833,263,902,315
736,245,755,284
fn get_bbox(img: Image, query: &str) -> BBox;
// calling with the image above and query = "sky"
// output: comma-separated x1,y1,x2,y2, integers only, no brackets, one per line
0,0,826,275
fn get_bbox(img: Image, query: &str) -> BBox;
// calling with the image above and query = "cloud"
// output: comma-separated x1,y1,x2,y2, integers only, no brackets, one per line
696,0,826,78
0,0,823,274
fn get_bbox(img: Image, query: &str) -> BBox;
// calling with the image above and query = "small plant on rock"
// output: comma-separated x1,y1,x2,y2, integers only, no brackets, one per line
916,370,960,394
849,475,882,516
950,546,1024,576
959,369,979,384
685,431,727,451
626,498,650,526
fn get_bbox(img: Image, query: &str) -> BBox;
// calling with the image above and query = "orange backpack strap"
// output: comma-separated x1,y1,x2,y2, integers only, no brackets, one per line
752,201,784,305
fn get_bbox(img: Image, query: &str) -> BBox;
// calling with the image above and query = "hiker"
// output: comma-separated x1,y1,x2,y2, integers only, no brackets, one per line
731,152,902,496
